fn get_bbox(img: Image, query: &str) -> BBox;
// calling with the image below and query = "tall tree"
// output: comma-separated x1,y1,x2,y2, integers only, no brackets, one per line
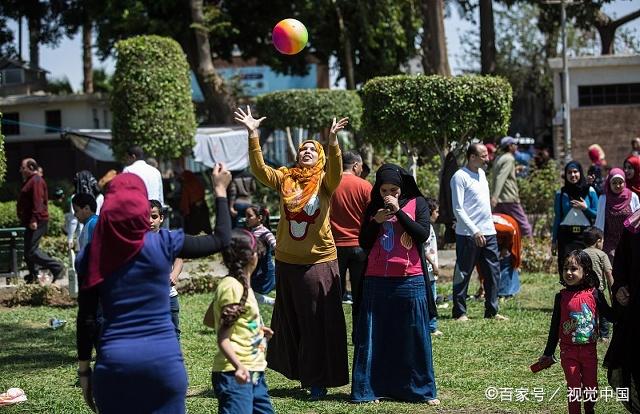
188,0,234,123
420,0,451,76
0,0,64,68
479,0,497,74
57,0,106,93
0,17,17,57
92,0,235,123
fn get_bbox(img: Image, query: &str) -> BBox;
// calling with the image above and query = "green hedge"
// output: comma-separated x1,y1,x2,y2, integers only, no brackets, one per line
255,89,362,133
518,160,559,237
0,112,6,187
0,201,65,236
361,75,512,149
111,35,196,160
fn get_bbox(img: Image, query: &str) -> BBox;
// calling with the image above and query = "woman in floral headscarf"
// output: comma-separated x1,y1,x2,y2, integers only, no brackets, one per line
234,106,350,400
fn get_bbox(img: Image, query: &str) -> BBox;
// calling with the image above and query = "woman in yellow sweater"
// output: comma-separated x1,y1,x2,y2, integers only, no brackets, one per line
234,106,349,400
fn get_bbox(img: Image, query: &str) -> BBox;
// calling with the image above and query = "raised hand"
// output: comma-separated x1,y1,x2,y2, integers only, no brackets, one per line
212,163,232,198
234,106,266,133
329,117,349,136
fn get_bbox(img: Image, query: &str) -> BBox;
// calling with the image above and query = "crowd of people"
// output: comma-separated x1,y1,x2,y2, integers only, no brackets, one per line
12,115,640,412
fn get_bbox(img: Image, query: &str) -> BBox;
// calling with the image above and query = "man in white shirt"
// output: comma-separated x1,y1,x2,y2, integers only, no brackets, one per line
122,146,164,204
450,143,507,322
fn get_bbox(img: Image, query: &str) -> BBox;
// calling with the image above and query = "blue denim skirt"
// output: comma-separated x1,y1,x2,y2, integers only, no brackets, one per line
497,256,520,297
351,275,437,402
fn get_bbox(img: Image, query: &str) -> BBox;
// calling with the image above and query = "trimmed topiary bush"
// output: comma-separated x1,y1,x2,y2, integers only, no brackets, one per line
111,35,197,160
255,89,362,134
0,112,6,187
361,75,512,153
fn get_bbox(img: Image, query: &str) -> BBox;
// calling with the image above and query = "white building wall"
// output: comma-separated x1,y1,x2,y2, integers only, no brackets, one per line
0,95,110,142
549,55,640,110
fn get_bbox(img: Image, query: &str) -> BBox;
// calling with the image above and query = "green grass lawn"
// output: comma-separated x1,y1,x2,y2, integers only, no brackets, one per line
0,272,628,413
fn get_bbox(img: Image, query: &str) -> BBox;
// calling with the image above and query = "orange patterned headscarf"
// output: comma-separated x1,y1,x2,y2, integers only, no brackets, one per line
278,140,325,213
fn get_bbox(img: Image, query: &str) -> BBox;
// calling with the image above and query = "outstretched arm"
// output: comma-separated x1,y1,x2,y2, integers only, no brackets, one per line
324,117,348,193
234,106,282,189
180,164,232,257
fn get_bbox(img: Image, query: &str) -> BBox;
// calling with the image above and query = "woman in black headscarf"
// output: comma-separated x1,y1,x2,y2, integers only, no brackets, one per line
351,164,439,405
551,161,599,276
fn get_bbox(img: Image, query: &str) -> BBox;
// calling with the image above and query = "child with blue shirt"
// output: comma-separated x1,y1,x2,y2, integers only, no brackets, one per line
71,193,99,253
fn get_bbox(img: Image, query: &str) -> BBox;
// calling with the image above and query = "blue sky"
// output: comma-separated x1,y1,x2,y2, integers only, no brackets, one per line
6,0,640,91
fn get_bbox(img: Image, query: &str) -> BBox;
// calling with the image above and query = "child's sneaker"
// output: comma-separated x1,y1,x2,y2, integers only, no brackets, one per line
431,330,444,337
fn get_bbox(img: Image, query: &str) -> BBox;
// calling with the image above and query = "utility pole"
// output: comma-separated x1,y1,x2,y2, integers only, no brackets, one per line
561,0,572,163
545,0,574,163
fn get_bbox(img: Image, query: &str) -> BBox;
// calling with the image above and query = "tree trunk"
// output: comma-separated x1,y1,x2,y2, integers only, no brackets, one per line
420,0,451,76
27,15,40,69
188,0,234,124
82,17,94,94
479,0,497,74
597,26,615,55
333,0,355,89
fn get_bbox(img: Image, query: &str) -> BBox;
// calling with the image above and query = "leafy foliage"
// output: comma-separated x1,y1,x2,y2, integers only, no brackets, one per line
0,112,5,187
255,89,362,134
0,17,17,57
111,35,196,160
521,236,556,274
176,273,221,295
45,77,74,94
0,201,65,236
381,150,442,199
92,68,113,94
361,75,512,154
518,160,559,237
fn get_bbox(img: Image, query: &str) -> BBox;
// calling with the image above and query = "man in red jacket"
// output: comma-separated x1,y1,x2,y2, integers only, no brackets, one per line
16,158,64,284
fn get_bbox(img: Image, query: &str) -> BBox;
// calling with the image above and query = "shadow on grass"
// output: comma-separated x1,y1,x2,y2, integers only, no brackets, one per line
269,386,351,402
0,322,75,374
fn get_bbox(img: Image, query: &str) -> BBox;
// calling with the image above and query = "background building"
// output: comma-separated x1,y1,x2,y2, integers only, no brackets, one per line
549,55,640,167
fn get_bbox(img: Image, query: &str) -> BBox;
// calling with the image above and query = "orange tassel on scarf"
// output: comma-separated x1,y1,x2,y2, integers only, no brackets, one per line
279,140,325,213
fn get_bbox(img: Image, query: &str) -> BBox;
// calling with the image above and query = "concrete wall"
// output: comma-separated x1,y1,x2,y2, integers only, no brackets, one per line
550,55,640,110
0,95,110,142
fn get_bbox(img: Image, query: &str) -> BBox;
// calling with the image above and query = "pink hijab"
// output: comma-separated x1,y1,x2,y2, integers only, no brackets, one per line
605,168,632,213
82,173,150,289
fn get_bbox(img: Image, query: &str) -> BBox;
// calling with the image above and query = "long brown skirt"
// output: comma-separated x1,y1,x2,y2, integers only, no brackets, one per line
266,259,349,388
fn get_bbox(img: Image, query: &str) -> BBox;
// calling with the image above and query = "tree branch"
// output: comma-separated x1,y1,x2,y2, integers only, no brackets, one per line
611,8,640,30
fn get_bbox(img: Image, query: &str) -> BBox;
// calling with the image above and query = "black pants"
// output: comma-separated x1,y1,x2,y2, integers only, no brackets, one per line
337,246,367,338
24,221,63,279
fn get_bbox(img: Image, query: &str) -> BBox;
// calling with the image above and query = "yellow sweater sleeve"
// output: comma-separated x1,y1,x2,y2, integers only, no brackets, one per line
248,136,282,190
323,143,342,194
